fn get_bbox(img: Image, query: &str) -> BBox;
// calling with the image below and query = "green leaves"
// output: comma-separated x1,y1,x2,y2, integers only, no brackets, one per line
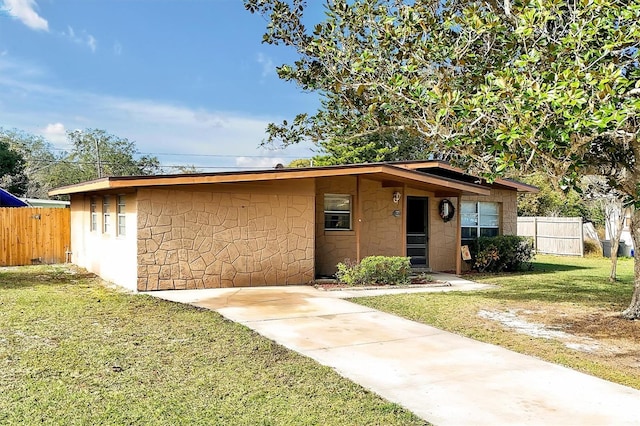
244,0,639,184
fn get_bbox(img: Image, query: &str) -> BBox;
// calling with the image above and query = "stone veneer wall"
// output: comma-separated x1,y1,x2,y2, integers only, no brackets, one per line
136,181,315,290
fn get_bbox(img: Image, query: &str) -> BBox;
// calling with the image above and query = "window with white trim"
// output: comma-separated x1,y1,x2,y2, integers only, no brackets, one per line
461,201,499,245
103,196,111,234
90,197,98,232
324,194,352,230
117,195,126,236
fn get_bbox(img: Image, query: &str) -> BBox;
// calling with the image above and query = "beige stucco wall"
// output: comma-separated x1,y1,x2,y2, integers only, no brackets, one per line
315,176,404,276
70,193,138,291
136,181,315,290
360,179,404,258
428,196,460,272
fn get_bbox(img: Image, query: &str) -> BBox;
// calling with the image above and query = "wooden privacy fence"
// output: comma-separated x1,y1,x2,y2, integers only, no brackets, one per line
0,207,71,266
517,216,584,256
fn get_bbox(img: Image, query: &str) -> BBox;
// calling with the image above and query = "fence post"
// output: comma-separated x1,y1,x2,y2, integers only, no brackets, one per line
533,217,538,251
579,218,584,257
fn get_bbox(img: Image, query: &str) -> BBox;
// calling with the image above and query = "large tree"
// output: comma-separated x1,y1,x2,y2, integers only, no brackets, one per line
59,129,162,186
1,128,63,198
0,128,162,197
313,130,435,165
0,137,27,196
244,0,640,318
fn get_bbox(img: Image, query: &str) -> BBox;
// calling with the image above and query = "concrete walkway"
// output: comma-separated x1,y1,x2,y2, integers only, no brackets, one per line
148,276,640,426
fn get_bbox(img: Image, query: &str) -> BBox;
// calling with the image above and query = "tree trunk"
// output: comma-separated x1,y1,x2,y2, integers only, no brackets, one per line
622,208,640,319
609,210,625,282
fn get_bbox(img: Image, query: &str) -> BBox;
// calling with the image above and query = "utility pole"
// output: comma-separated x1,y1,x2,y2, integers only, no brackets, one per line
94,134,103,178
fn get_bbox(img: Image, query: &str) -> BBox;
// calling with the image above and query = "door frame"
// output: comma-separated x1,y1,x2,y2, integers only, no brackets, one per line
406,196,429,267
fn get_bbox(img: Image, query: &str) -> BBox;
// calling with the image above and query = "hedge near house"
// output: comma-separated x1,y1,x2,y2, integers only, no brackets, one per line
472,236,534,273
336,256,411,286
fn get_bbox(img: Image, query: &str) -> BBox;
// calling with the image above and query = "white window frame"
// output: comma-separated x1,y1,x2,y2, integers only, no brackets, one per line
90,197,98,232
324,194,352,231
461,201,500,243
116,195,126,237
103,196,111,234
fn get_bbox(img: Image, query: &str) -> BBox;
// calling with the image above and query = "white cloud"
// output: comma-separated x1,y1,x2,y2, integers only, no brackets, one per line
235,156,285,169
62,25,97,52
113,42,122,56
0,59,315,170
256,52,274,78
41,122,66,144
2,0,48,31
86,35,96,53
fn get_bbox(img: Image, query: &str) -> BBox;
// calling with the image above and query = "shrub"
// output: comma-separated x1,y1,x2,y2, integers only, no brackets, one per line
472,235,534,272
335,256,411,286
584,238,603,256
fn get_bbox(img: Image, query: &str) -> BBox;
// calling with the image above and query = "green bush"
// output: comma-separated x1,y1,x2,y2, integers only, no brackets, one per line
472,235,534,272
336,256,411,286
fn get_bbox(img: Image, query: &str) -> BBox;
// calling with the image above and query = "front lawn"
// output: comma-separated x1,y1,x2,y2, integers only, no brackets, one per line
352,255,640,390
0,265,424,425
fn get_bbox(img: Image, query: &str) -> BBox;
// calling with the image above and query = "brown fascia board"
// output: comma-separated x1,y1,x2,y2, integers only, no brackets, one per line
396,160,538,193
492,178,539,193
48,162,491,196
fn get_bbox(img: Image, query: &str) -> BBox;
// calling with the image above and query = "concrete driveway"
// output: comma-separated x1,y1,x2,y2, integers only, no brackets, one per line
149,277,639,426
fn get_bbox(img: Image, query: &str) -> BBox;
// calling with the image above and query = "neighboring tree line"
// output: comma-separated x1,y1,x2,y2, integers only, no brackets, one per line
0,128,161,199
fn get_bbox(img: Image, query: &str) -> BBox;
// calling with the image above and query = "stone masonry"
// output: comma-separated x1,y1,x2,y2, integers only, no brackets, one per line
136,185,315,290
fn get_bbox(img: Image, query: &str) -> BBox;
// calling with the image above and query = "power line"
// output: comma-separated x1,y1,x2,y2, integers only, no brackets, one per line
23,158,306,170
47,146,310,159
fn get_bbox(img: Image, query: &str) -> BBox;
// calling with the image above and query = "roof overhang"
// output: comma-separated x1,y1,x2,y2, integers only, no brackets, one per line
396,161,539,193
48,163,491,197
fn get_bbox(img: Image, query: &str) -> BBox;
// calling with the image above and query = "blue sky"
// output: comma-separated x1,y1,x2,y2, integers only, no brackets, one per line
0,0,323,171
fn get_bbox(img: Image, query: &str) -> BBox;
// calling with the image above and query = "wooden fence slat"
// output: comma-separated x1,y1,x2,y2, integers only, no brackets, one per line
517,216,583,256
0,207,71,266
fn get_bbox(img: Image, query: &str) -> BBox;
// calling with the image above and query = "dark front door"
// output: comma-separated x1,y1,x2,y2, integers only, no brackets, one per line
406,197,429,267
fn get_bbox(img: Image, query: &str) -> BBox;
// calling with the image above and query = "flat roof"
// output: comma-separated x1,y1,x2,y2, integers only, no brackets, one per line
49,161,537,197
49,162,498,197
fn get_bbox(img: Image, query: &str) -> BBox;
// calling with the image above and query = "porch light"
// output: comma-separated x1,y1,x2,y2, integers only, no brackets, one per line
392,191,401,204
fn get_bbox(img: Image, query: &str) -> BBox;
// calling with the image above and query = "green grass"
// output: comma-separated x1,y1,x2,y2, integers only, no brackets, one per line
0,265,425,426
352,255,640,390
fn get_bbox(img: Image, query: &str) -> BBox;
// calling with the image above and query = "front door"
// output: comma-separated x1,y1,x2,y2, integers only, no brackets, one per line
406,196,429,267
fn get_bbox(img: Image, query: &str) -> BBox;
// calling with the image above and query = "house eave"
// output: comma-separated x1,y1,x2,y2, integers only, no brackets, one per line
48,163,491,197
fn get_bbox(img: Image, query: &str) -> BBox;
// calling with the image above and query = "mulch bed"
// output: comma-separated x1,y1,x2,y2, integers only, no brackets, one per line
314,277,452,291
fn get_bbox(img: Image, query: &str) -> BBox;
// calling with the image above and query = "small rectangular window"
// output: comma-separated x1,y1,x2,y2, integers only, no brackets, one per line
103,196,111,234
324,194,352,230
117,195,126,236
90,197,97,232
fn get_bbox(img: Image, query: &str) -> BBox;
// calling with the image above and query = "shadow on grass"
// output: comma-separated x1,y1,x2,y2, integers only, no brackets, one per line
527,261,594,273
0,265,96,290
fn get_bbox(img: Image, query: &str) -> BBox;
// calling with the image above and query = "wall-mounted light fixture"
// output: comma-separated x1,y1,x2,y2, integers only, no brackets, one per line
392,191,401,204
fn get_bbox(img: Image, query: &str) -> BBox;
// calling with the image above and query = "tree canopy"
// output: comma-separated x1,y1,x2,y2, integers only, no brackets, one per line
245,0,640,318
0,138,27,196
0,128,162,198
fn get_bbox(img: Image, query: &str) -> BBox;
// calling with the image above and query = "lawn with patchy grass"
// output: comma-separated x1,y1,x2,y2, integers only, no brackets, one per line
352,255,640,390
0,265,425,425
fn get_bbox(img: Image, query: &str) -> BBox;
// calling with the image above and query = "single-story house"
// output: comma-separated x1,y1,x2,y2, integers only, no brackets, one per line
21,198,71,208
49,161,537,291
